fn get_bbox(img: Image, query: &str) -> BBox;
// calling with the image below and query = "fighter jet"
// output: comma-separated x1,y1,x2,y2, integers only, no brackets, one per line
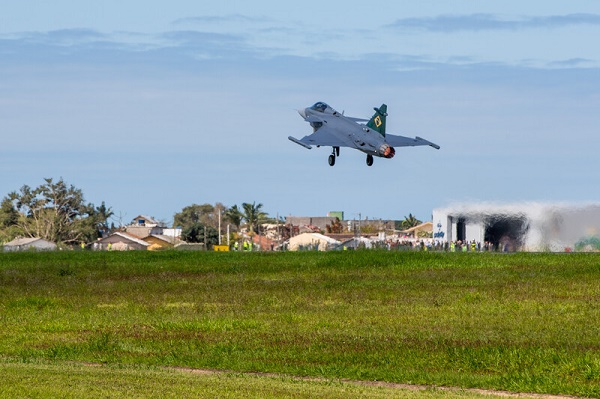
289,102,440,166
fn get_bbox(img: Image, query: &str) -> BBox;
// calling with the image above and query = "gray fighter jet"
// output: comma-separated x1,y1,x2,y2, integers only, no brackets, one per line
289,102,440,166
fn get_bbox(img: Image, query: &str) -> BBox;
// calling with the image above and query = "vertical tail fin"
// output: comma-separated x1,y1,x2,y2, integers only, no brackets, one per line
366,104,387,137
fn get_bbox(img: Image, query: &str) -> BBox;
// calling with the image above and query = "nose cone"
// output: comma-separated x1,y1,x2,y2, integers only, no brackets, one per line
297,108,307,119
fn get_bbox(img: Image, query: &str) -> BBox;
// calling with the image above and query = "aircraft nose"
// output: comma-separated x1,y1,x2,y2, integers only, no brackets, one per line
297,108,307,118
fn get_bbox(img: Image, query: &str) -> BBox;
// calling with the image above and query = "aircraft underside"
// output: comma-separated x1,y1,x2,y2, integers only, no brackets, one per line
328,146,377,167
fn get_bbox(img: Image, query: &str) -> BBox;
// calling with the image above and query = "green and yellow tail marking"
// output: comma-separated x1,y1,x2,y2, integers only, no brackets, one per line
366,104,388,137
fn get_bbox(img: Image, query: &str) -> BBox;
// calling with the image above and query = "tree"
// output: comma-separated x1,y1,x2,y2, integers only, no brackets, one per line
94,201,114,237
4,177,110,244
242,202,267,234
326,218,344,234
0,197,19,228
401,213,422,230
181,223,218,247
174,203,211,228
174,203,226,231
0,197,20,242
225,204,243,232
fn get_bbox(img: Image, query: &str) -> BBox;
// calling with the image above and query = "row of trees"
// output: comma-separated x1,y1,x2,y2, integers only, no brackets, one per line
173,202,271,244
0,178,275,246
0,177,425,246
0,178,113,244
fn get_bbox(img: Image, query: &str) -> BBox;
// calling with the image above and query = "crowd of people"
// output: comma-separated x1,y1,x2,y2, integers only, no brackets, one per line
386,238,517,252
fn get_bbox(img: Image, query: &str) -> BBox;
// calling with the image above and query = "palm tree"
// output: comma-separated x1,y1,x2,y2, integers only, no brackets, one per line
242,202,266,234
225,205,243,232
401,213,422,230
95,201,114,236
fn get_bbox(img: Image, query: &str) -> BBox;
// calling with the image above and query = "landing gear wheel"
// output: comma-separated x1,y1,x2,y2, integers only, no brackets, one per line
366,154,374,166
328,154,336,166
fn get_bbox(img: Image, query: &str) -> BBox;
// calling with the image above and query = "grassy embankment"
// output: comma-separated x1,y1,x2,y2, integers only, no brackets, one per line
0,250,599,398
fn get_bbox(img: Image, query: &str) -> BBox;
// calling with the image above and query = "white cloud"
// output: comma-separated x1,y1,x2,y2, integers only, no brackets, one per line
172,14,274,26
386,13,600,32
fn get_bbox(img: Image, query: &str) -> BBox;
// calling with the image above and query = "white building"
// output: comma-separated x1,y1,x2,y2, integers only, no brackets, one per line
3,237,57,251
432,202,600,252
286,233,341,251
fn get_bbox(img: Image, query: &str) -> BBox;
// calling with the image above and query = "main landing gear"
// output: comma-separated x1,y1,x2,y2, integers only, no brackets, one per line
366,154,374,166
328,146,340,166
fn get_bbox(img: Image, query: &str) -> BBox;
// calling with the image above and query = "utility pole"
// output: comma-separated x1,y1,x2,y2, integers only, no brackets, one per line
218,209,222,245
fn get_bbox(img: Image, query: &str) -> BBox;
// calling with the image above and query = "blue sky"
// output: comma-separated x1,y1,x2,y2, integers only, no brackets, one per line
2,1,600,225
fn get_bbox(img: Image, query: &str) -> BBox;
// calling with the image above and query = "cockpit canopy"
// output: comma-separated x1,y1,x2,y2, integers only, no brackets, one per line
310,102,329,113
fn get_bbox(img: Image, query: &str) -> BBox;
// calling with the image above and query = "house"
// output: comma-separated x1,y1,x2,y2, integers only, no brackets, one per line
252,234,277,251
3,237,57,251
143,234,182,251
131,215,161,227
94,232,150,251
400,222,433,238
125,214,166,238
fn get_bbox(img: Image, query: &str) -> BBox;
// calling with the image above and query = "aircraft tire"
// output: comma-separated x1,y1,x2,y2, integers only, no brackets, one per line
328,154,336,166
366,154,373,166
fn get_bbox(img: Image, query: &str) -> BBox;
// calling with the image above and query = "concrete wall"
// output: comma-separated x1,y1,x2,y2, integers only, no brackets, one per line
286,216,339,232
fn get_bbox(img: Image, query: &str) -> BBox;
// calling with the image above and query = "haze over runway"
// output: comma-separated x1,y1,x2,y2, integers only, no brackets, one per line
2,1,600,224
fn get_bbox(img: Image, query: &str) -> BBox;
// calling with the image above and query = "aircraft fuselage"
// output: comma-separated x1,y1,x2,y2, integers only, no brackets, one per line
290,101,438,166
299,104,394,159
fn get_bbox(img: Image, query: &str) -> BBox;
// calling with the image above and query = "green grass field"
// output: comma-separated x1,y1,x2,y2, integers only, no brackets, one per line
1,251,599,397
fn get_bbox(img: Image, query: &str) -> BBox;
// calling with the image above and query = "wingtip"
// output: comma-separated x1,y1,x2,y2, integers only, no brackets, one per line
416,136,440,150
288,136,312,150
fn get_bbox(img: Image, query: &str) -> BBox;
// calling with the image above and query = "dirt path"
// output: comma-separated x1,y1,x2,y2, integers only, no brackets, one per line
175,366,587,399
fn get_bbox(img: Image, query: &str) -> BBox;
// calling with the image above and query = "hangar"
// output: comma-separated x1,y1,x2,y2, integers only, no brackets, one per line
432,202,600,252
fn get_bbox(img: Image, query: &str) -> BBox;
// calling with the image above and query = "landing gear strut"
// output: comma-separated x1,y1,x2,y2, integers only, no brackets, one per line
366,154,374,166
328,146,340,166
